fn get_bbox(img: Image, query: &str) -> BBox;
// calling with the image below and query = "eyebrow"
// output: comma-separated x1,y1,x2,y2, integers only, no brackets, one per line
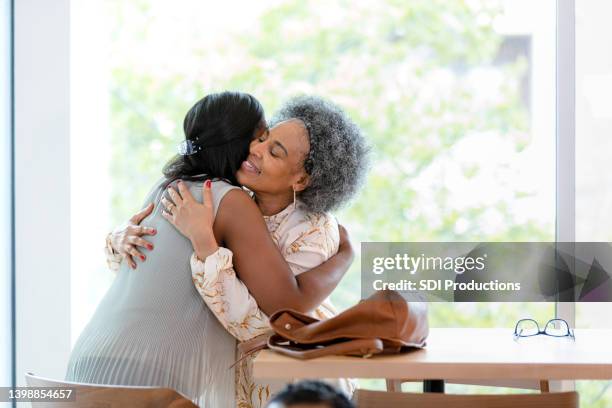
272,140,288,157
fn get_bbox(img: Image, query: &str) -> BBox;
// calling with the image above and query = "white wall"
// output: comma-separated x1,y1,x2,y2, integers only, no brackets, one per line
14,0,71,386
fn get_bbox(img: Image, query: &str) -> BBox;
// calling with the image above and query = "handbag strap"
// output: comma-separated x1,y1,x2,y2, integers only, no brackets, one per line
267,334,385,360
237,332,272,356
230,332,273,369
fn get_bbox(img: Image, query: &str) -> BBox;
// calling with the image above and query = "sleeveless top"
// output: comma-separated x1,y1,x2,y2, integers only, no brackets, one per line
65,177,239,407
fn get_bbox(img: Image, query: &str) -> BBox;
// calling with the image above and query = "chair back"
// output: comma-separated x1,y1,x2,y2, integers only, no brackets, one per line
352,389,579,408
25,373,198,408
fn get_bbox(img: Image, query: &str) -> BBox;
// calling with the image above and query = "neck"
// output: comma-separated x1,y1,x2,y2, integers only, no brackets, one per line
254,190,294,216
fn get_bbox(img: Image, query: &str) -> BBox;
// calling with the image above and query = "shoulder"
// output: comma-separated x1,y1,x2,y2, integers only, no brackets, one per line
286,207,339,248
210,179,238,192
218,187,256,210
180,178,241,198
278,208,339,271
302,210,338,236
214,188,271,249
182,179,236,193
214,188,263,228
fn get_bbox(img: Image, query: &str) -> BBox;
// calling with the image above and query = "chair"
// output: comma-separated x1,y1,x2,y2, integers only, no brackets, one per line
352,389,579,408
25,373,198,408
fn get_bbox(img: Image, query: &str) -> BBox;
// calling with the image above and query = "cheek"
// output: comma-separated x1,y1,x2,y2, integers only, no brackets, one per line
261,161,291,186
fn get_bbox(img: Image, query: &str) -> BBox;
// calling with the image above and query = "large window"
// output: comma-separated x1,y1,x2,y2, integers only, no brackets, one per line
70,0,609,404
71,0,557,336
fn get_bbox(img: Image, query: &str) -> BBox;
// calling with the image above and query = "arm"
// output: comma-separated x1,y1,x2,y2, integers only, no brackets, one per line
164,181,353,316
190,221,353,341
212,190,352,315
284,224,354,305
191,248,270,341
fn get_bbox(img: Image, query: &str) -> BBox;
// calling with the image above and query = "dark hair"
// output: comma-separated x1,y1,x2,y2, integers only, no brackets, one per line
267,380,354,408
270,95,369,213
162,91,265,187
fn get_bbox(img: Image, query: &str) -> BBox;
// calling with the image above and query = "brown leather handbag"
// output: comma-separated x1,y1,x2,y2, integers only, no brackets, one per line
266,290,428,359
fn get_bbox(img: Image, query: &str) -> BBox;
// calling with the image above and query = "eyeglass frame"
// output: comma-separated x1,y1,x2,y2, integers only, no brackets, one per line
513,318,575,340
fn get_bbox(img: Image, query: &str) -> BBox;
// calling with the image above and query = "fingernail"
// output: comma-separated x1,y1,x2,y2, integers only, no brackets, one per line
205,180,211,188
147,244,153,250
140,255,146,261
152,229,157,235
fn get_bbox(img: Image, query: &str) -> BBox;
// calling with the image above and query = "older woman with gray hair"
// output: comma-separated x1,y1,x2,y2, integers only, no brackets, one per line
163,95,369,406
269,95,368,213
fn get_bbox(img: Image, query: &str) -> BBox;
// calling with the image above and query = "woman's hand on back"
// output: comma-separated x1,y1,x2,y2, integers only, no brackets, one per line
162,180,219,261
109,202,157,269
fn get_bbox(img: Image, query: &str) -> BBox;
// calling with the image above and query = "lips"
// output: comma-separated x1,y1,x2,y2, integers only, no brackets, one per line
241,158,261,175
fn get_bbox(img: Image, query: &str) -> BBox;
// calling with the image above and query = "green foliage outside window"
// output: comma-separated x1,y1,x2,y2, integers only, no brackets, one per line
107,0,551,322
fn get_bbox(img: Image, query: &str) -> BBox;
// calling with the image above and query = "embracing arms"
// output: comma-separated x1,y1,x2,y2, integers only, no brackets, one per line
216,189,353,315
105,203,156,271
187,200,350,340
106,181,353,316
163,181,353,316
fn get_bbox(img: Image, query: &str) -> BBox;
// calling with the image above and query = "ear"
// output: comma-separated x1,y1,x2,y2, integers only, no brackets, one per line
293,173,310,193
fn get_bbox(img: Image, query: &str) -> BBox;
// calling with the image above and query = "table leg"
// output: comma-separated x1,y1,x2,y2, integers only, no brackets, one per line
385,379,402,392
423,379,445,393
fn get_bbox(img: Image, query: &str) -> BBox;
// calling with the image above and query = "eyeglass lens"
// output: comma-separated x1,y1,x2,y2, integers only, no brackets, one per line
516,319,540,336
544,319,570,337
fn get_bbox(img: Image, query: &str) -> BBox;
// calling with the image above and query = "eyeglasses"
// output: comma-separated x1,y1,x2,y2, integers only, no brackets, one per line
513,318,575,340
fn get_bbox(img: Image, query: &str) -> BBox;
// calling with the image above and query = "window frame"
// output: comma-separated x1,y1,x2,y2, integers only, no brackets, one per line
555,0,576,325
1,0,15,401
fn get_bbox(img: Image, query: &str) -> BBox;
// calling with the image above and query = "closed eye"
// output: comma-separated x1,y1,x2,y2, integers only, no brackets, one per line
270,142,288,158
258,128,271,143
270,149,278,158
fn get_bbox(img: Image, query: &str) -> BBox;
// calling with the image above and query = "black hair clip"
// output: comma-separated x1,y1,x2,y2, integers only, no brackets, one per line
178,139,203,156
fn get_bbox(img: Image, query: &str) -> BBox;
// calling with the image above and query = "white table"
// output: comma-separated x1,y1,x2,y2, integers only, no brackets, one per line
253,328,612,392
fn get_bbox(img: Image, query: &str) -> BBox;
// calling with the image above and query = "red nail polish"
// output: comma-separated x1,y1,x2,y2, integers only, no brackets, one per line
141,255,146,260
147,244,153,250
205,180,212,188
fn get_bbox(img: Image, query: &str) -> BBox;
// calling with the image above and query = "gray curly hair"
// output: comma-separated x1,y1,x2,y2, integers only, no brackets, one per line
270,95,370,213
